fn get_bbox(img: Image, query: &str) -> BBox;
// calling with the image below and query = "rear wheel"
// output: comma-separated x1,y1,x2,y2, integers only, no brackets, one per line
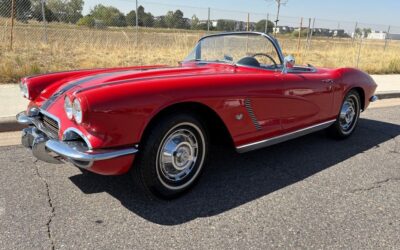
132,113,208,199
328,90,361,139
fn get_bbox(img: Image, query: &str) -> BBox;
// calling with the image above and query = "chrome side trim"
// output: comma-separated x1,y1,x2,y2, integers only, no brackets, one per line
244,98,262,130
236,119,336,153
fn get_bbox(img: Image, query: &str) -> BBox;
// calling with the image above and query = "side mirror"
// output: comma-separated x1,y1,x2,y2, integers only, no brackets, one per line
282,55,295,74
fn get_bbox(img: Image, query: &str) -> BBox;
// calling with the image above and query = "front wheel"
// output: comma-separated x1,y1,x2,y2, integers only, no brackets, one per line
327,90,361,139
132,113,208,199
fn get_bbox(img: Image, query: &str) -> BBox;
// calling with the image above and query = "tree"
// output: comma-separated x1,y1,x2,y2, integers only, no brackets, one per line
354,27,371,38
154,15,167,28
354,27,362,38
173,9,186,28
31,0,58,22
362,28,372,38
255,19,274,33
126,10,136,26
90,4,126,27
0,0,31,20
127,6,154,27
46,0,84,24
77,15,95,27
191,15,199,30
163,9,188,29
216,19,235,31
164,11,174,28
138,5,154,27
292,29,308,37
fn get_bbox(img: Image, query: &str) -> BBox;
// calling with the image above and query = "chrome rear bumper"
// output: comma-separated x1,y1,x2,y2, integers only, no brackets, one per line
17,110,138,169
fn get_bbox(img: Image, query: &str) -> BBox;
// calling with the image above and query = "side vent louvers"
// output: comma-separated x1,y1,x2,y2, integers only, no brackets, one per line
244,98,262,130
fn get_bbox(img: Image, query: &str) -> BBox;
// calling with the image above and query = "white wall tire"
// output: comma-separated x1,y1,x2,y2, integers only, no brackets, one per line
132,113,208,199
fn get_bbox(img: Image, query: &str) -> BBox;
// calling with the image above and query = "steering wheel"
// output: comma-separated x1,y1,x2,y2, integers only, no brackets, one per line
250,53,278,68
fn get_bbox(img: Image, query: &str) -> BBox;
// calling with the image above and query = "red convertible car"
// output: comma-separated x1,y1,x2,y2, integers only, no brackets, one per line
17,32,377,199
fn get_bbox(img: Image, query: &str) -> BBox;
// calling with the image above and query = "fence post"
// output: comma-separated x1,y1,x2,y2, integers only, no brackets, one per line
384,25,391,51
297,17,303,55
306,18,311,44
265,13,269,34
207,8,210,32
307,17,315,50
352,21,358,44
135,0,139,46
247,13,250,31
356,37,363,68
9,0,15,50
303,18,311,57
41,0,48,43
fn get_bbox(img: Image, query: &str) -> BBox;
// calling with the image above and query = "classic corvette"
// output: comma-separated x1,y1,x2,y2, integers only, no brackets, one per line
17,32,377,199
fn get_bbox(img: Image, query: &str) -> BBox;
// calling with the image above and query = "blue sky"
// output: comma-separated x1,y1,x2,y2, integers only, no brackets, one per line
83,0,400,31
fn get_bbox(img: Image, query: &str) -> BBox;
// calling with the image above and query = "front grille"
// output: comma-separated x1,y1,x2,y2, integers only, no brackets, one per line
40,113,59,137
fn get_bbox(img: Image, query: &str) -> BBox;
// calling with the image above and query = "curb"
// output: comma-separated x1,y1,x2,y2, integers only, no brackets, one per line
0,92,399,133
0,116,26,133
375,91,400,100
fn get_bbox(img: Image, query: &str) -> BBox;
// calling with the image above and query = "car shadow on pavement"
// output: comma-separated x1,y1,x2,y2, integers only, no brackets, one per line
70,118,400,225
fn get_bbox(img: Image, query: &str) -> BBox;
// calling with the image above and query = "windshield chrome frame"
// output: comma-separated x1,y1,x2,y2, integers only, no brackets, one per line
193,31,284,65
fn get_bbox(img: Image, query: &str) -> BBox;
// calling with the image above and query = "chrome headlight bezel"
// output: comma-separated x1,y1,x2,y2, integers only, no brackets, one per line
19,81,29,99
72,98,83,124
64,96,73,120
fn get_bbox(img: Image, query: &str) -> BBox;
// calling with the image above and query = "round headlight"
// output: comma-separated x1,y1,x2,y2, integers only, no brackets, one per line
64,96,73,119
72,98,83,124
20,81,29,99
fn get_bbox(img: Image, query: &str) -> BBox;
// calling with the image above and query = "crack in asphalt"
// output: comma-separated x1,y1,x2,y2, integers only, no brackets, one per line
32,160,55,250
389,136,400,154
350,177,400,194
359,125,400,154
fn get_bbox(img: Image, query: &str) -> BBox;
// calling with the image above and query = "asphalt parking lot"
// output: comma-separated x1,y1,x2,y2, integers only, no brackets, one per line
0,104,399,249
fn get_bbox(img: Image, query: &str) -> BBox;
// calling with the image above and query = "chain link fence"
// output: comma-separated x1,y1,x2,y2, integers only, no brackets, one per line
0,0,399,83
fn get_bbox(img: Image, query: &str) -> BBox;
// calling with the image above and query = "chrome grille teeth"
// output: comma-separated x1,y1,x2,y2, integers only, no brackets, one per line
41,114,59,136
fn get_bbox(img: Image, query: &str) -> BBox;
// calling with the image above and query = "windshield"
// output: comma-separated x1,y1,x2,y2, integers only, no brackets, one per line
184,33,282,69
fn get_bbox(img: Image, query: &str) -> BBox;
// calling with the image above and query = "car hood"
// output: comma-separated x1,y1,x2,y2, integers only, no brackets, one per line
36,64,235,109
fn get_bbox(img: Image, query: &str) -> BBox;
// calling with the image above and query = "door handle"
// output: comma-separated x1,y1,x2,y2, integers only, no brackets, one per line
322,79,334,84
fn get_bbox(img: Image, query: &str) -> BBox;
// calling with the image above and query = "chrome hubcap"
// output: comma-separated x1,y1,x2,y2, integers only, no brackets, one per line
339,97,357,131
159,129,198,182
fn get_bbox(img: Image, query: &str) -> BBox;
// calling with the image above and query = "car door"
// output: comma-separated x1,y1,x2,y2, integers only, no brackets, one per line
280,70,335,132
247,72,284,138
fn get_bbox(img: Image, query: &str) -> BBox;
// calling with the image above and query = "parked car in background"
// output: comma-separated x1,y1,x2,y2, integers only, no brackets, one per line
17,32,377,199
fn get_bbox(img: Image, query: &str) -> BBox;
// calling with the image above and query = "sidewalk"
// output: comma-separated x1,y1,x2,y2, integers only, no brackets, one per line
0,75,399,131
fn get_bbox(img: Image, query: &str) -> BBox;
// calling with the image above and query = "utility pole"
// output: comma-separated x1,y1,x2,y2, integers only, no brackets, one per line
274,0,281,36
10,0,15,50
135,0,138,45
270,0,288,36
207,7,210,32
384,25,391,51
247,13,250,31
297,17,303,54
41,0,47,43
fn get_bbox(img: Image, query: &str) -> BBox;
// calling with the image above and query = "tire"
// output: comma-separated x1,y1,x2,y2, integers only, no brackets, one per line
132,113,209,199
327,90,361,139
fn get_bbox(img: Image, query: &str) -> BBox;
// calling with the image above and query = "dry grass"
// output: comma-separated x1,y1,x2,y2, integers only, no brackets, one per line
0,20,399,83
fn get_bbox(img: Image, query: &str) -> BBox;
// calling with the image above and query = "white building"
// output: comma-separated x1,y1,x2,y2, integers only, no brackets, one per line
367,31,387,40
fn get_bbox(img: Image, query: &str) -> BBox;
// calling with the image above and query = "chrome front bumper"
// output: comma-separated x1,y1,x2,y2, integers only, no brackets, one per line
17,111,138,169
